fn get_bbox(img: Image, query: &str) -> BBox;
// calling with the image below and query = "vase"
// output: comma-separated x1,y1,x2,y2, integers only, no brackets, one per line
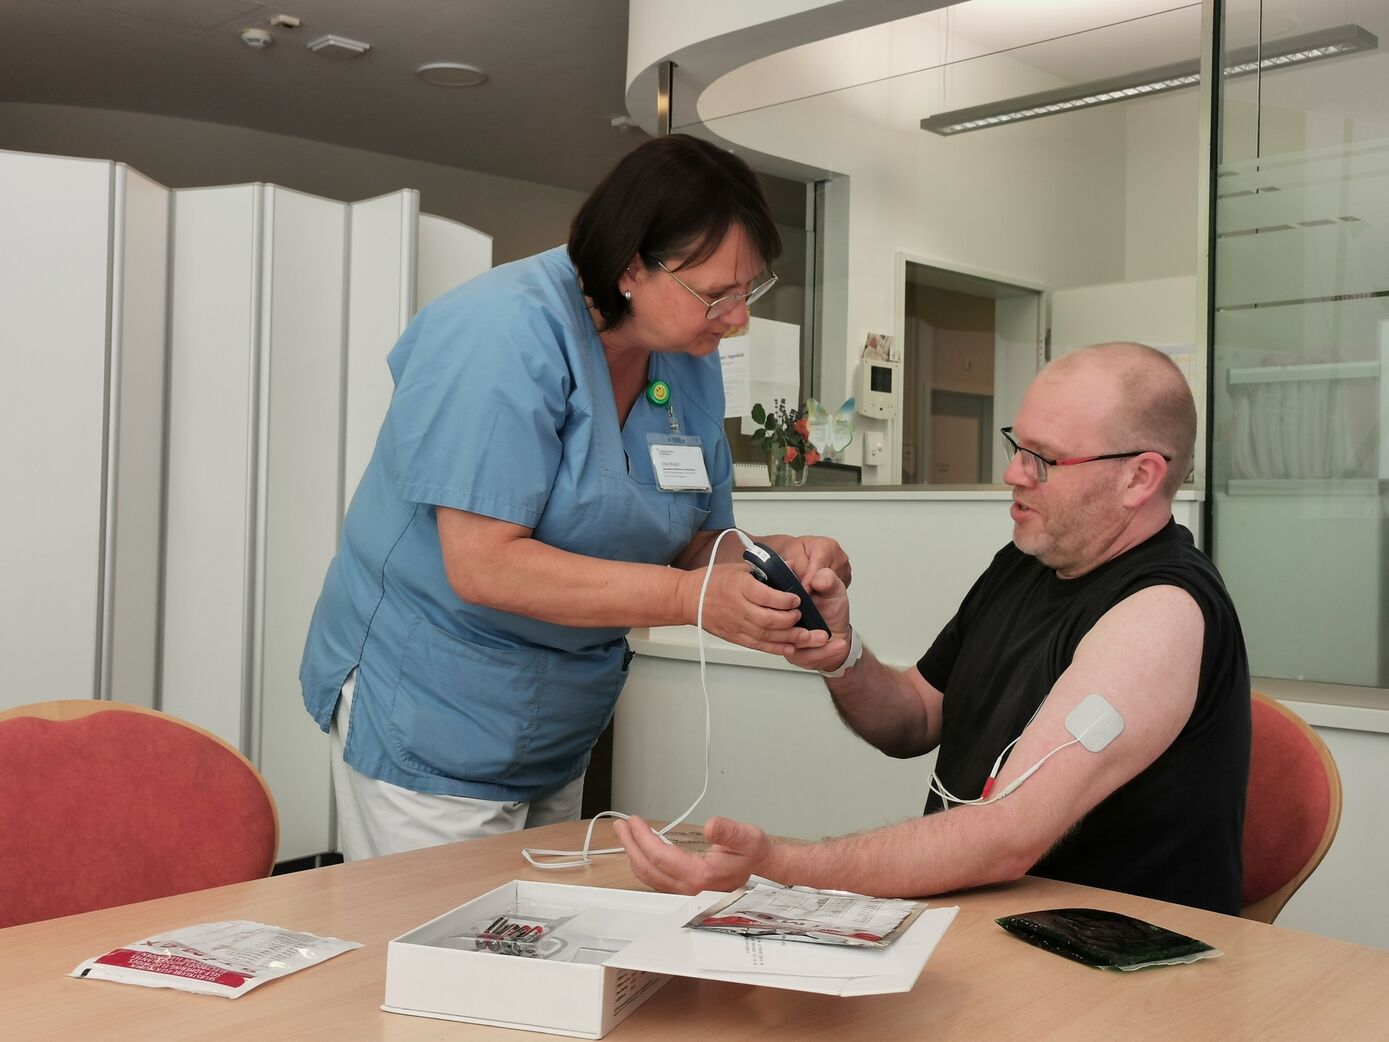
767,453,809,487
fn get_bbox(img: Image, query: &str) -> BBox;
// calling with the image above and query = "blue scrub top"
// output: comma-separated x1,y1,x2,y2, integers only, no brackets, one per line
300,246,735,800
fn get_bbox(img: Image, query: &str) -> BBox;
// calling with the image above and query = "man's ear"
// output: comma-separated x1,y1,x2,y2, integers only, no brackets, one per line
1122,452,1168,507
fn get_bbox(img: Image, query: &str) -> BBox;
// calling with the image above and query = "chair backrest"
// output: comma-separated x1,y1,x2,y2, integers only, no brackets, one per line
1240,691,1342,923
0,700,278,928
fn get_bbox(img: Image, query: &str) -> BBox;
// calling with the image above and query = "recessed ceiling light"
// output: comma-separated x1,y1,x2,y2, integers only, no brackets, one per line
417,62,488,87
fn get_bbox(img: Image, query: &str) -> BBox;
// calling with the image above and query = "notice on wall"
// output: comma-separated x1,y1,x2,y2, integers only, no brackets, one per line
719,338,751,419
736,318,801,434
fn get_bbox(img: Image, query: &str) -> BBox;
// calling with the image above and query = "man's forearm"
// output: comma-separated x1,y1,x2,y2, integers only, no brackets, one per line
824,648,935,757
761,806,1035,898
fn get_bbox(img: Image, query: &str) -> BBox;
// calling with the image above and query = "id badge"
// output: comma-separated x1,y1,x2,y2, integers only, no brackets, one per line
647,434,711,492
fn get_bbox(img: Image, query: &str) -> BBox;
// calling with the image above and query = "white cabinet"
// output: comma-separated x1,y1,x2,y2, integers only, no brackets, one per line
2,150,493,860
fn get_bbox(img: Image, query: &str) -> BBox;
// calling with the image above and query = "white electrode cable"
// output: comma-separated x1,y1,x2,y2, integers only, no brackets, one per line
521,527,749,869
927,714,1111,809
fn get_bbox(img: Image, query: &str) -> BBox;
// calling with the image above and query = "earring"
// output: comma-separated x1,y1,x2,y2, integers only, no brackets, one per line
623,290,632,302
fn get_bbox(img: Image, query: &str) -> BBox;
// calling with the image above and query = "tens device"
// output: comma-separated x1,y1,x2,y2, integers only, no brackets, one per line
739,538,831,634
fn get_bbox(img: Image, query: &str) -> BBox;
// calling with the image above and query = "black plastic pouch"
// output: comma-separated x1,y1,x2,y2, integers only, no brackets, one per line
996,908,1219,971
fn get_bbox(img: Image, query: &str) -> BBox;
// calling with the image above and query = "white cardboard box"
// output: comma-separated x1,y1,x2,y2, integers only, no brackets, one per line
382,881,690,1039
383,880,958,1038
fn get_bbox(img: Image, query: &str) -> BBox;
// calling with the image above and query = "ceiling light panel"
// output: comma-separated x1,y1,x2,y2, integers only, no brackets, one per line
922,24,1377,136
307,34,371,59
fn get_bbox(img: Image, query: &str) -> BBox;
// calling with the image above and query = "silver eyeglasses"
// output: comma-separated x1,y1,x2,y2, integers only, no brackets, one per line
656,259,778,321
1001,427,1169,483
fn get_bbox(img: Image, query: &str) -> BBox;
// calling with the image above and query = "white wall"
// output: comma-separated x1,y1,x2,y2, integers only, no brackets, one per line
0,102,583,264
1124,90,1202,282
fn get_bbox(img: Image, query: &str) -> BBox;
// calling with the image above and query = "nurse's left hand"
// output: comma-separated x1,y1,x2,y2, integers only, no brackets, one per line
684,564,829,655
762,535,851,588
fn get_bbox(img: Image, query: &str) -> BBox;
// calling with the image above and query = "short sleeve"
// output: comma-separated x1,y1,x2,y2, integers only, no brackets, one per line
382,286,573,527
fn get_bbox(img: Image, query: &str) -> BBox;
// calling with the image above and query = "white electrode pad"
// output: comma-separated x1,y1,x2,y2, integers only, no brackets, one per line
1065,693,1124,752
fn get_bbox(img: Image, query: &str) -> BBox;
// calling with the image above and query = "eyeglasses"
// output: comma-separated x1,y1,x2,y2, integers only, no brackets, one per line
1001,427,1170,483
656,259,778,321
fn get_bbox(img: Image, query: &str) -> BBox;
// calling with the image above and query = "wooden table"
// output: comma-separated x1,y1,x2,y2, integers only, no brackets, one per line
6,820,1388,1040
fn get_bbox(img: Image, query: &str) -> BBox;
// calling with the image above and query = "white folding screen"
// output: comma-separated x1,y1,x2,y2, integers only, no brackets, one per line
258,188,357,859
162,184,267,745
0,151,167,712
2,148,493,859
345,190,418,501
417,211,494,312
343,199,493,500
107,167,173,708
162,184,355,859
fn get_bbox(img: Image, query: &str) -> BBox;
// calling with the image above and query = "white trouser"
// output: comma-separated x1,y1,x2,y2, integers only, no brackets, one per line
329,673,584,862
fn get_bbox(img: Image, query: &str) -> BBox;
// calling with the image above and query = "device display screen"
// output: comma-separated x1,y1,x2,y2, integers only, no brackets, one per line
870,365,893,393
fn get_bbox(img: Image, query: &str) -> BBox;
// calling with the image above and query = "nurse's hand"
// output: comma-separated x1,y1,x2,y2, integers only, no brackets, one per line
759,535,852,588
680,564,830,655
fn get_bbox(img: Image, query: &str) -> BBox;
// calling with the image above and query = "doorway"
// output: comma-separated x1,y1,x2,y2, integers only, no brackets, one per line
900,260,1043,485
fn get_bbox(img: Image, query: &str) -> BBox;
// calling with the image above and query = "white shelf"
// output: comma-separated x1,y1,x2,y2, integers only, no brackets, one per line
1225,478,1382,496
1227,360,1378,386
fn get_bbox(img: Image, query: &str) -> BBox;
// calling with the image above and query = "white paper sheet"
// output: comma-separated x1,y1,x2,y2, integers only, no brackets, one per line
718,339,751,419
738,318,801,435
607,893,958,997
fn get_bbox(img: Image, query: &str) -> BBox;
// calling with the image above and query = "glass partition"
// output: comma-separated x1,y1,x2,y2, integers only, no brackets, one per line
1210,0,1389,691
702,0,1205,487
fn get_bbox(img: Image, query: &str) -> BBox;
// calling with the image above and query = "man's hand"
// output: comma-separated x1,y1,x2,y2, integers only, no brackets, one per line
785,569,854,673
614,815,773,895
761,535,852,588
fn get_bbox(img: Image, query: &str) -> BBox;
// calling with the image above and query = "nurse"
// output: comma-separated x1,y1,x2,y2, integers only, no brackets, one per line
300,134,850,860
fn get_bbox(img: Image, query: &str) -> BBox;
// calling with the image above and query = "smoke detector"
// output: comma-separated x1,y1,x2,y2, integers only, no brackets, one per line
240,27,273,50
416,62,488,87
307,34,371,60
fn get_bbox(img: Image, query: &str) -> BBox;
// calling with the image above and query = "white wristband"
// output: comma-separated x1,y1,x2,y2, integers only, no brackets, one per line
818,627,863,679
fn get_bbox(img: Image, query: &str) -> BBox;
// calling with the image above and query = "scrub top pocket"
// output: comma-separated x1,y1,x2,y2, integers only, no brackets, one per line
389,619,548,783
669,497,712,551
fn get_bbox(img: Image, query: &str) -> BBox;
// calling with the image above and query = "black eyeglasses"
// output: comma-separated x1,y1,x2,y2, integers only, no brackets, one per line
656,259,778,321
1001,427,1170,483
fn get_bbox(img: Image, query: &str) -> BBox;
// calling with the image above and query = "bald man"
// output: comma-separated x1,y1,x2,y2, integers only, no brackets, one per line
617,343,1251,914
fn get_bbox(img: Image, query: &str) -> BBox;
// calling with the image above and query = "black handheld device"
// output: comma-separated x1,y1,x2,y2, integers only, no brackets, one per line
741,541,831,634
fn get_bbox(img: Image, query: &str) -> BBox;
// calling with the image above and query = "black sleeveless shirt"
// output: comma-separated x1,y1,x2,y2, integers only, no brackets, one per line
917,519,1250,913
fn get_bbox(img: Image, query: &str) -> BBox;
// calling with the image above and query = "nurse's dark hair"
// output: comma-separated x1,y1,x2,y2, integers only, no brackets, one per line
569,134,782,331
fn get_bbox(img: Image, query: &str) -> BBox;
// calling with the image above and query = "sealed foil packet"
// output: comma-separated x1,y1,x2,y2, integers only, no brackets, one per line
72,920,362,998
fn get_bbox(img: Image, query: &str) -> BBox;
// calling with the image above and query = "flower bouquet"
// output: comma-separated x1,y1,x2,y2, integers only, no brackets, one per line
749,398,821,486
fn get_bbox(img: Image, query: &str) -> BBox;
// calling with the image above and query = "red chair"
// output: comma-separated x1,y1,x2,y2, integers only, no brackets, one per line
0,700,278,928
1240,691,1342,923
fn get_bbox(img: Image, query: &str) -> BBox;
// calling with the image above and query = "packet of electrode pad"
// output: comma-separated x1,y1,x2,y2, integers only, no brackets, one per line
996,908,1220,971
71,920,362,998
